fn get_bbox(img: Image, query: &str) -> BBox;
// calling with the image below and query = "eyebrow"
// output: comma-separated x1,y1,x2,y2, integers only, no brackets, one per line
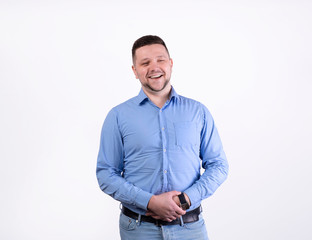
139,55,167,62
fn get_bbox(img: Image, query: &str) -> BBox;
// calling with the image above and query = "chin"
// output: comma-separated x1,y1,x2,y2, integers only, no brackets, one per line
152,84,168,92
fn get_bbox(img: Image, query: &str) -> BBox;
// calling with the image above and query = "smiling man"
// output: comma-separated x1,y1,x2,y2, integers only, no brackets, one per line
96,35,229,240
132,44,172,94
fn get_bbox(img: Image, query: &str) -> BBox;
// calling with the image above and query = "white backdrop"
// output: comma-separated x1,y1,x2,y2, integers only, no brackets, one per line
1,0,311,239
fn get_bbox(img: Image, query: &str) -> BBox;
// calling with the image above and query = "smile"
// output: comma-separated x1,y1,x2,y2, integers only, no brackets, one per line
148,74,163,79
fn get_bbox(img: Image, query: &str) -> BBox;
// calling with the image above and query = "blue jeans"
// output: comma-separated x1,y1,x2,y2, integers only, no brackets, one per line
119,212,209,240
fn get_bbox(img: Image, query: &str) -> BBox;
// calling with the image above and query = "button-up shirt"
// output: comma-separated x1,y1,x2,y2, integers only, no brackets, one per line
96,87,229,215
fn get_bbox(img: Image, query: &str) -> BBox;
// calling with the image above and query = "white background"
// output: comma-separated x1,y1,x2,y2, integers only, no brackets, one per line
1,0,311,239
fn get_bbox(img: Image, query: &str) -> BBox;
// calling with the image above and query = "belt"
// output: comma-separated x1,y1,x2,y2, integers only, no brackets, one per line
122,205,201,226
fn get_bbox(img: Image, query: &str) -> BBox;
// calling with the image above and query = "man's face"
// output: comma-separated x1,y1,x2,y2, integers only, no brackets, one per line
132,44,173,94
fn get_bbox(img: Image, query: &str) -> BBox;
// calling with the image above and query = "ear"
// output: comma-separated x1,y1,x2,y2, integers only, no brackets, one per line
132,65,139,79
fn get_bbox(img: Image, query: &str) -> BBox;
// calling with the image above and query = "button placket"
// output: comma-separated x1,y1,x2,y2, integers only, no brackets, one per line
159,108,168,192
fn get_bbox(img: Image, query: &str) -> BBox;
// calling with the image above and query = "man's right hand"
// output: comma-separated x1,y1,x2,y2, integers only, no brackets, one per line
146,191,186,222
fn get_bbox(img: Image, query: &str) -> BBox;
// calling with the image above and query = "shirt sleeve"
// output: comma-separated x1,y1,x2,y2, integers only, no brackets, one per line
184,104,229,206
96,108,153,210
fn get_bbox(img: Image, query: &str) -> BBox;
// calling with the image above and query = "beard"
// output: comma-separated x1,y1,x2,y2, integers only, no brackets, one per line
142,77,170,93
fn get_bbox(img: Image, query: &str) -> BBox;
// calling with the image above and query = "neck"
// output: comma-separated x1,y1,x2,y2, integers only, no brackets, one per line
142,85,172,109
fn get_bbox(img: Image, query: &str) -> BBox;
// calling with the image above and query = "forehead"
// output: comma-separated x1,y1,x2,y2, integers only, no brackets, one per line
134,44,169,61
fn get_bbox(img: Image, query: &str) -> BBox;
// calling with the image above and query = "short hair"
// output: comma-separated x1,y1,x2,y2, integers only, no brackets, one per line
132,35,170,62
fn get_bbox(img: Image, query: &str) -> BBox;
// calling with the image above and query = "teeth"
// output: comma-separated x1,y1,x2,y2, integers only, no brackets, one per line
149,74,162,79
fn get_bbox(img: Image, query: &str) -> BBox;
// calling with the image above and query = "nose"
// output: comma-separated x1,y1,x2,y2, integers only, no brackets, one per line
149,60,160,72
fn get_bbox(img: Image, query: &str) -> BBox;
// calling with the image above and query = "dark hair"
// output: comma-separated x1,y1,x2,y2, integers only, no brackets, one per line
132,35,170,62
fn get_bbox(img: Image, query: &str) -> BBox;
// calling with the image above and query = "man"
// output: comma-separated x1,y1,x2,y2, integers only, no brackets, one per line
96,35,229,240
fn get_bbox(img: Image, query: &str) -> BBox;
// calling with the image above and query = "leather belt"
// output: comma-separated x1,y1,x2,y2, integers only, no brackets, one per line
122,205,201,226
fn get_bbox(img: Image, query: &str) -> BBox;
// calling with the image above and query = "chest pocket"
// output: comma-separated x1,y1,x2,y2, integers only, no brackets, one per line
174,121,199,147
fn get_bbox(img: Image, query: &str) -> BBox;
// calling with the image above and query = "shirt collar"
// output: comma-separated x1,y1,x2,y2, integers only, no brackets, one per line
135,86,179,105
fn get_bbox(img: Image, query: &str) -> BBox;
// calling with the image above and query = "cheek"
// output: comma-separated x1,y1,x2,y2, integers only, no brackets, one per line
137,70,147,79
165,66,172,75
134,70,142,79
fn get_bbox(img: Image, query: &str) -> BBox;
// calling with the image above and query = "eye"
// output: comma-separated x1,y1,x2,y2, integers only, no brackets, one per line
141,62,149,66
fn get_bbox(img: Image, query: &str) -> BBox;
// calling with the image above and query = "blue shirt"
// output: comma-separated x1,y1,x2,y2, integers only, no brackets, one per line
96,87,229,215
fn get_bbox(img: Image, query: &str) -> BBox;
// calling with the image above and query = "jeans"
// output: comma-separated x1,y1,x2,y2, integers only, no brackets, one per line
119,212,209,240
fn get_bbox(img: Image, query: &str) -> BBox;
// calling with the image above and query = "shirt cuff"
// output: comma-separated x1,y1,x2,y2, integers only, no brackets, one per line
134,190,154,210
184,187,200,207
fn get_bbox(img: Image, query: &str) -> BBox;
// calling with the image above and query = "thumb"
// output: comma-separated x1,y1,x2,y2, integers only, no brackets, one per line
170,190,181,196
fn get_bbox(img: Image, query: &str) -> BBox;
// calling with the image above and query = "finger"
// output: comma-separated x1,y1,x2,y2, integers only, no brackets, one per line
174,205,186,215
173,195,180,205
146,212,158,217
145,210,153,216
169,215,178,222
169,209,179,218
173,213,182,220
169,216,178,221
165,211,180,221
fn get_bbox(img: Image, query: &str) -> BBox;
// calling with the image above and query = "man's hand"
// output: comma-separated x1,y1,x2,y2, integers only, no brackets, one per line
146,191,186,222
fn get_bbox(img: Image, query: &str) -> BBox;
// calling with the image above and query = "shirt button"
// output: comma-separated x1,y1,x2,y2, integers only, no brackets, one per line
162,127,165,131
160,109,162,112
164,170,167,174
163,148,166,152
